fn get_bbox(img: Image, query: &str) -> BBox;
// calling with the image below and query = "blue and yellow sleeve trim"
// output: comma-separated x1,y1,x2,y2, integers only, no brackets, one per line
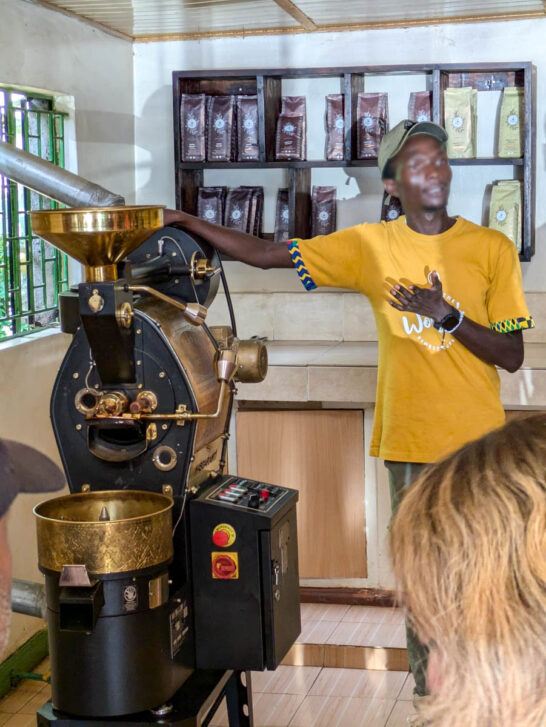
287,239,317,291
490,316,535,333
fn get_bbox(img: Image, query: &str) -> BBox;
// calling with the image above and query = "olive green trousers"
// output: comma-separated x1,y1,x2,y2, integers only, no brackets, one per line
384,460,429,697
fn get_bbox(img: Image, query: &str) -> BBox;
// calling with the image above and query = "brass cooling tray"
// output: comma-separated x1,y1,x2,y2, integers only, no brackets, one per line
34,490,173,575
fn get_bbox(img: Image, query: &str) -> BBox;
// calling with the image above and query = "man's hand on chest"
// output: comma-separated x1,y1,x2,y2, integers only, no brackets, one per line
388,270,451,323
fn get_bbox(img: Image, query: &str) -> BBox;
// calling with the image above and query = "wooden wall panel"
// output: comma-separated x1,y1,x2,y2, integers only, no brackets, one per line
236,410,367,579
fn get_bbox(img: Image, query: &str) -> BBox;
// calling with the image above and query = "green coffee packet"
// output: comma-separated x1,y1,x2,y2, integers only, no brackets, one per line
489,180,522,252
444,87,477,158
498,87,524,158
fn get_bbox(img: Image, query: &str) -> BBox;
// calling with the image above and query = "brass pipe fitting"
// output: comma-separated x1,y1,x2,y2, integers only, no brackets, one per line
128,285,207,326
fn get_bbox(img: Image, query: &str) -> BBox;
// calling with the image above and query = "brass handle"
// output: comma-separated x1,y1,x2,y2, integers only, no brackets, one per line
128,285,207,326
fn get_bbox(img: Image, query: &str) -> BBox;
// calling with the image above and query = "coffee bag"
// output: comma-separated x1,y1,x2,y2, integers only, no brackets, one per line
408,91,432,123
489,180,523,252
242,186,264,236
325,94,345,160
276,96,306,160
357,93,388,159
197,186,226,225
381,191,404,222
498,87,524,158
225,188,253,233
236,95,260,161
206,95,234,162
180,93,206,161
274,189,290,241
311,186,336,237
444,87,477,158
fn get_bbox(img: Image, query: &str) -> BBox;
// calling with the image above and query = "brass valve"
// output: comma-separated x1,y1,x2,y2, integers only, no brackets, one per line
190,252,220,281
97,391,129,416
129,391,158,415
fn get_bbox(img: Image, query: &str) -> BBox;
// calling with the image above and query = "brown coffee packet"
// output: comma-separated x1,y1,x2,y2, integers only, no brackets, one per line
498,87,524,158
197,187,226,225
381,191,404,222
489,180,523,252
311,186,336,237
444,87,477,158
180,93,206,161
206,95,234,162
276,96,306,160
236,95,259,161
408,91,432,122
326,94,345,160
274,189,290,241
225,187,253,232
357,93,388,159
241,186,264,236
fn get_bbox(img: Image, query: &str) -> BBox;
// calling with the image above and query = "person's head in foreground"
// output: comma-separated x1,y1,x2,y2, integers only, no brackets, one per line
0,439,65,655
390,413,546,727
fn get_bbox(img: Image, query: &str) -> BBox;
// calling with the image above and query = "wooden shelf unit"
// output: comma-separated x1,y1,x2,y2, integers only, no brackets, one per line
173,62,536,261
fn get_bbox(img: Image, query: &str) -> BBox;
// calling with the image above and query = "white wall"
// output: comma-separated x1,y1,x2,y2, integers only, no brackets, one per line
133,17,546,293
1,0,135,202
0,0,134,655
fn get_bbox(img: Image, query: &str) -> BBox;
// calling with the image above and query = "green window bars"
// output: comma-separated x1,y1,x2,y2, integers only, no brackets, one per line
0,88,68,340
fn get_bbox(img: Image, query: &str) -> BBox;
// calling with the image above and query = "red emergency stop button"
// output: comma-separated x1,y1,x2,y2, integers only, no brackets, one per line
212,523,236,547
213,529,229,547
260,488,270,500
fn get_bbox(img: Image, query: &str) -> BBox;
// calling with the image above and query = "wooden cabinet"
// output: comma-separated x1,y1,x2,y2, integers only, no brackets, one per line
235,409,367,580
173,63,536,259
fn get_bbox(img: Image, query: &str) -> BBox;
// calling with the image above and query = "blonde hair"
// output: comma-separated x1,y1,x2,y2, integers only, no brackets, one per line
390,414,546,727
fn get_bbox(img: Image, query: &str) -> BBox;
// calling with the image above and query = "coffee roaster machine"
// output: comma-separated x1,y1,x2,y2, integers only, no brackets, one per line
0,141,301,726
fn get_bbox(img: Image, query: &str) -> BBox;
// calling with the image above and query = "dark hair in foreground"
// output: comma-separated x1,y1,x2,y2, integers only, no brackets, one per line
390,414,546,727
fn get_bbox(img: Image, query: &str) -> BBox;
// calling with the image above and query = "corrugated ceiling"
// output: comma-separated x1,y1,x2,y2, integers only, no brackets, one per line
28,0,546,41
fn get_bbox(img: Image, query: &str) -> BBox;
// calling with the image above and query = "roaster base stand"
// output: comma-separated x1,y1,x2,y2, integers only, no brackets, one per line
37,669,253,727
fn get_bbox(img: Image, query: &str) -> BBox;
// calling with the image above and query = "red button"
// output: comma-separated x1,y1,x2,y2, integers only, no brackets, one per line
260,488,270,500
212,529,230,547
212,554,238,579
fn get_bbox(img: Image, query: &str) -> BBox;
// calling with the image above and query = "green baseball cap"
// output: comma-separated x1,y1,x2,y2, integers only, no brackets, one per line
378,120,448,179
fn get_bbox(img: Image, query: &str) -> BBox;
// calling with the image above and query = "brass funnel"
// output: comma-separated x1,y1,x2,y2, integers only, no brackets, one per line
30,205,165,281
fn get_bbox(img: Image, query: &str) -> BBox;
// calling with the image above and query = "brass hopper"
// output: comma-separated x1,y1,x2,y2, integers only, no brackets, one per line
30,205,165,282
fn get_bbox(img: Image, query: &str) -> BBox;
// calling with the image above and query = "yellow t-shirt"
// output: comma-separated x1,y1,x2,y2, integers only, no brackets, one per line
288,216,534,463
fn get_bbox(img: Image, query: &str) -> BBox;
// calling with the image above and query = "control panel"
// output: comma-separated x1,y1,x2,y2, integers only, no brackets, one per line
206,477,286,512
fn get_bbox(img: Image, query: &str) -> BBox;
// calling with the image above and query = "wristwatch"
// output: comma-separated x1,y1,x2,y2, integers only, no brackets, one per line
433,307,464,333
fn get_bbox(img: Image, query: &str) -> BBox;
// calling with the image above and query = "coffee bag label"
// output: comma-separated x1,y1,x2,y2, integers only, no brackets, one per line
489,180,522,252
311,186,336,237
236,95,259,161
444,87,476,159
357,93,388,159
274,189,290,241
408,91,432,123
498,87,523,158
326,94,345,160
180,94,206,161
207,96,234,162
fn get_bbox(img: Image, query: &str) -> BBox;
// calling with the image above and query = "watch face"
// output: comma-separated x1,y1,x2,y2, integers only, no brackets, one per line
442,313,460,332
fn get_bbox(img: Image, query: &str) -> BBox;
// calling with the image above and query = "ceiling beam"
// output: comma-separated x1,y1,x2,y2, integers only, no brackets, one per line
271,0,317,31
20,0,133,41
136,9,545,43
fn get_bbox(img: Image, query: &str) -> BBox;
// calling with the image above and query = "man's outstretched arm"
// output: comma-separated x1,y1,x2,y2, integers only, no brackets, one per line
163,209,293,269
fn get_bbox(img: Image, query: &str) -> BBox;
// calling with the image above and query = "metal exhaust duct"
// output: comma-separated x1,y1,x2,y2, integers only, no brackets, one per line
11,579,47,619
0,139,125,208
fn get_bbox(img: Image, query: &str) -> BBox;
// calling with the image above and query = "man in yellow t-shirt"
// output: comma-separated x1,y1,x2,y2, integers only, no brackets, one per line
164,119,533,696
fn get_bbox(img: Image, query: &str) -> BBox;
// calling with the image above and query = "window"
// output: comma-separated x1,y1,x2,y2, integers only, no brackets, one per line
0,88,69,340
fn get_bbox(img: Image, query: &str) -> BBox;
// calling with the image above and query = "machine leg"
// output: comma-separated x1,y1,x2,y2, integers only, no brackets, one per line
225,670,253,726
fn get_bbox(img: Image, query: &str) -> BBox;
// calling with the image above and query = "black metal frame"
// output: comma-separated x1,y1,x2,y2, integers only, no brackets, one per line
37,669,253,726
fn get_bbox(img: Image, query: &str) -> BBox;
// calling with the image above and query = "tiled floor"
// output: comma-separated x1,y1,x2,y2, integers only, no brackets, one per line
297,604,407,649
0,605,415,727
210,666,416,726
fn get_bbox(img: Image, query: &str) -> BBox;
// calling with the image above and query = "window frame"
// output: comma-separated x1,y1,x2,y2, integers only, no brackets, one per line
0,86,69,341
